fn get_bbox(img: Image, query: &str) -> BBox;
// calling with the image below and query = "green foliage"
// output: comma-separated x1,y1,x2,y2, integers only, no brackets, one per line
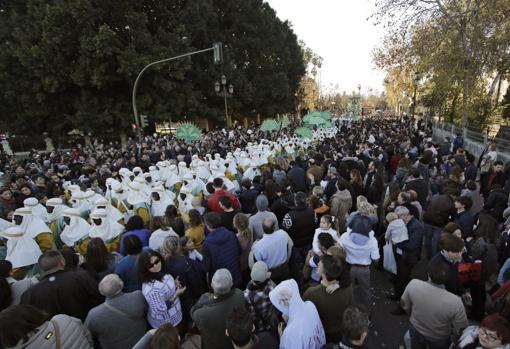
0,0,305,140
175,122,202,143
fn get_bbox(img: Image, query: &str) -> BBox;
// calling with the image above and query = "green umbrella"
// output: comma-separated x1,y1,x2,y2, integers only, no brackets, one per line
320,111,332,120
319,120,333,128
278,115,291,129
175,122,202,143
260,119,279,132
302,111,322,123
295,127,313,139
306,115,327,126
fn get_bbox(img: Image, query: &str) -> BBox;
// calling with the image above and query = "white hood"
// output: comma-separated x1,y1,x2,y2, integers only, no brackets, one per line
0,227,42,268
89,209,124,242
60,209,91,246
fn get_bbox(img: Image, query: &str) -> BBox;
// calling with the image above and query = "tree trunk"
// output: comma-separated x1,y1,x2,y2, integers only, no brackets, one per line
462,68,469,127
120,132,128,147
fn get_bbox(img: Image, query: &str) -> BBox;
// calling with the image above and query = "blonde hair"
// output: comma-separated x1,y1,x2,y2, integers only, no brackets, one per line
160,236,181,260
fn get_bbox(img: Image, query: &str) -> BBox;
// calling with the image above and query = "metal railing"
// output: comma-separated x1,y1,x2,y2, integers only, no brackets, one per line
432,121,510,162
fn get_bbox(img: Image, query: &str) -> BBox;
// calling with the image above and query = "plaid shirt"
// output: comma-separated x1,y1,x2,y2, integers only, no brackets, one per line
244,279,276,331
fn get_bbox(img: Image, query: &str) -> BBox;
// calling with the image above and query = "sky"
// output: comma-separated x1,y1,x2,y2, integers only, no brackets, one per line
265,0,386,95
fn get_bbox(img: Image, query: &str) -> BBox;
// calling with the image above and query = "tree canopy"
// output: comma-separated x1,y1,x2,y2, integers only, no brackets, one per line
372,0,510,126
0,0,305,140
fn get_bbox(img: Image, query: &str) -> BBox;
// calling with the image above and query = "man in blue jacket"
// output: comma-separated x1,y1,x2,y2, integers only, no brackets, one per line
202,212,242,287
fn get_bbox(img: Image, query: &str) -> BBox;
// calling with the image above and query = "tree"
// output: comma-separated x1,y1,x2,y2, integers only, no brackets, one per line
372,0,510,126
0,0,305,142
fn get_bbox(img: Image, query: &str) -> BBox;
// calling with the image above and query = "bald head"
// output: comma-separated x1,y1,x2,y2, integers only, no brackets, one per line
262,218,275,235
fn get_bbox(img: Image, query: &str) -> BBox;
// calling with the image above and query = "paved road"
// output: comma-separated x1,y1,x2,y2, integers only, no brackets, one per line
365,268,409,349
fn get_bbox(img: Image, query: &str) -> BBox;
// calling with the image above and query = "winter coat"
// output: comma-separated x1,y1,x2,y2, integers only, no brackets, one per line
282,205,317,247
385,219,408,244
9,314,93,349
202,227,242,287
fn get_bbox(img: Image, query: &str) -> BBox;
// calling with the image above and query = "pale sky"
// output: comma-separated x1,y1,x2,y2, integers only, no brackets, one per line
265,0,385,95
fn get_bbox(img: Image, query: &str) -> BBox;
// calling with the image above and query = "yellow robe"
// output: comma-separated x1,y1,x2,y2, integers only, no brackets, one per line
105,235,122,253
35,233,53,252
134,207,150,227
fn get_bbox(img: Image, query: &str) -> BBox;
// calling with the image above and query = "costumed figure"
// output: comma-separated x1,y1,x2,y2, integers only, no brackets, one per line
44,198,67,249
89,209,124,252
0,227,42,279
23,198,47,221
151,186,176,217
60,208,91,256
94,197,125,225
127,181,152,226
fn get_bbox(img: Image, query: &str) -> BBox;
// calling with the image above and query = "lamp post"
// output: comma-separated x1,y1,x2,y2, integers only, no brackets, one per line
412,70,420,121
215,75,234,127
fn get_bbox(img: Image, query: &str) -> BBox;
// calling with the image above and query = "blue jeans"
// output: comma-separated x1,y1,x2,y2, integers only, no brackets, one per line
409,323,451,349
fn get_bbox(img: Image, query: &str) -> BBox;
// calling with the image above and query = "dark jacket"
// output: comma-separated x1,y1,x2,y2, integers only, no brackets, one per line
203,227,242,287
431,253,464,296
396,217,424,265
165,255,207,300
481,170,507,197
191,289,246,349
454,210,474,239
20,269,104,321
282,205,317,247
238,188,259,214
404,178,429,207
464,163,478,182
483,188,508,222
423,194,456,228
287,165,307,192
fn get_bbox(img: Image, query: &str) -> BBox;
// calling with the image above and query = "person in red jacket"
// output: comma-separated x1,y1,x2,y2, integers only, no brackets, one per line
206,178,240,213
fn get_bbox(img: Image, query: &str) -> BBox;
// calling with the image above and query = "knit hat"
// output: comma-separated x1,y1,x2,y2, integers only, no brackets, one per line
349,214,372,236
256,195,269,211
394,206,410,216
251,261,271,283
386,212,398,223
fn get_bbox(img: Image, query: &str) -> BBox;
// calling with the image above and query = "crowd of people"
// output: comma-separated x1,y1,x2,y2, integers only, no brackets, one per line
0,115,510,349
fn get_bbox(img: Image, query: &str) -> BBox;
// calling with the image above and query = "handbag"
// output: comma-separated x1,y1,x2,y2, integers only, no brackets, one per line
50,320,61,349
383,242,397,275
458,262,482,284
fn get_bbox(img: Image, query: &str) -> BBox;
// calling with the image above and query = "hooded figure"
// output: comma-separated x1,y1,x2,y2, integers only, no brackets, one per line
149,166,161,182
182,172,205,197
13,207,53,253
104,177,116,204
157,161,171,182
0,226,42,269
269,279,326,349
71,191,93,220
61,208,91,256
89,209,124,252
195,160,212,182
178,161,191,180
127,181,151,226
110,180,130,217
242,161,260,181
133,176,151,197
177,186,193,214
165,164,181,191
94,197,125,225
119,168,134,191
151,186,176,217
23,198,47,221
45,198,67,249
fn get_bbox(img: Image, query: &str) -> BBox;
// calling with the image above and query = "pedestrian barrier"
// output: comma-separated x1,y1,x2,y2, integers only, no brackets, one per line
432,121,510,164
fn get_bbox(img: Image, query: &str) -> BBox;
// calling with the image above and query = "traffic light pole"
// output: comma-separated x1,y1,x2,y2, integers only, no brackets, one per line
132,43,222,137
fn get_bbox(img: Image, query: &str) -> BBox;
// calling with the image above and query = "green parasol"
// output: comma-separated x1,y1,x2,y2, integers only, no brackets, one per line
302,111,322,123
175,122,202,143
295,127,313,139
278,115,291,129
306,115,327,126
260,119,279,132
320,111,332,120
318,120,333,128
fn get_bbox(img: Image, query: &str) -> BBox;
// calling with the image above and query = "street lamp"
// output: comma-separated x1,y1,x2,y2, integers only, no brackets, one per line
215,74,234,126
412,70,420,120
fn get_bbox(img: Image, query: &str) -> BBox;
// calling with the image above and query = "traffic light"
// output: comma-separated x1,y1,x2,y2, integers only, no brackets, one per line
140,115,149,128
213,42,223,64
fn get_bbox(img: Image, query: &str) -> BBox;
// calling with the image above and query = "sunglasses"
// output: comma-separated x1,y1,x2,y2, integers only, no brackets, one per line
149,259,161,268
